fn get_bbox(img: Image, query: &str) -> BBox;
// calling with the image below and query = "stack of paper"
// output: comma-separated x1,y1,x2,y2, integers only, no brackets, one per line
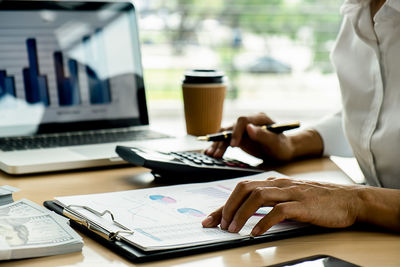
55,171,307,252
0,199,83,260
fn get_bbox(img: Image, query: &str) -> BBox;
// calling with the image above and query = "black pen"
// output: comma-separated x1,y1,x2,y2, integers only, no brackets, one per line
197,122,300,142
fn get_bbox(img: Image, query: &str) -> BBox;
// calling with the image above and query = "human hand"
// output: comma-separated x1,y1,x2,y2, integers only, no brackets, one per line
202,177,365,236
204,113,295,161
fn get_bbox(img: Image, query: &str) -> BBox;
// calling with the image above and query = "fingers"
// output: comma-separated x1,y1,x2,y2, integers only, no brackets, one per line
203,177,306,232
204,126,232,158
230,117,248,147
226,186,293,233
204,177,358,237
246,112,275,126
251,202,305,236
265,177,299,188
202,179,287,229
221,180,268,229
204,141,229,158
221,179,298,230
205,113,276,158
202,206,223,228
221,178,295,226
246,123,278,145
230,113,275,147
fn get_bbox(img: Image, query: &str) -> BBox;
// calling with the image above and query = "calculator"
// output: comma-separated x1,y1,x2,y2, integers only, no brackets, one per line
116,145,263,180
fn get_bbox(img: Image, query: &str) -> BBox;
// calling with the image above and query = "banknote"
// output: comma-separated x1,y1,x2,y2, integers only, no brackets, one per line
0,214,80,247
0,199,45,217
0,199,83,260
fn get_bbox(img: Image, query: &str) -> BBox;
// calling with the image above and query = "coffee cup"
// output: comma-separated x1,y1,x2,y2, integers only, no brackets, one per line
182,70,227,136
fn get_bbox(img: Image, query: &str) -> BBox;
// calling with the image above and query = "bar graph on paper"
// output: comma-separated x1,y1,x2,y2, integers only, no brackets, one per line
0,29,112,107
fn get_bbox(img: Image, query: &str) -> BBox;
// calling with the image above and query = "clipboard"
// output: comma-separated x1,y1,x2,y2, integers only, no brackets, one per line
43,200,324,263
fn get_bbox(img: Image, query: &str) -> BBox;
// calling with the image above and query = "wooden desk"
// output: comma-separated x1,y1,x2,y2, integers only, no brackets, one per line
1,158,399,266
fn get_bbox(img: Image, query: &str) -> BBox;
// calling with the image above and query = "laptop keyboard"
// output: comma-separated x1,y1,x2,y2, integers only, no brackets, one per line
0,129,171,151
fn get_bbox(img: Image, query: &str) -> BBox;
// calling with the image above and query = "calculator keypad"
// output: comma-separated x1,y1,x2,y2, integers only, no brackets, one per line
171,151,250,169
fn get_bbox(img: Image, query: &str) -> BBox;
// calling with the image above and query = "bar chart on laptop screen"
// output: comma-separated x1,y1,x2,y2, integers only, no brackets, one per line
0,9,140,124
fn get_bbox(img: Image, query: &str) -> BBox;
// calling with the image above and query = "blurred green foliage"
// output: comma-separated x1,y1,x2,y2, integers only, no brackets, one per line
139,0,343,99
142,0,342,67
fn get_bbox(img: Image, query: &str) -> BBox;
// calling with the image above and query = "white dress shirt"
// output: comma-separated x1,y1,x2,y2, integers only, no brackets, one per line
313,0,400,189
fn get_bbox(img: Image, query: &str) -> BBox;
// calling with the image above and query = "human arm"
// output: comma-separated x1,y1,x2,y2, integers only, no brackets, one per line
204,112,324,161
202,177,400,235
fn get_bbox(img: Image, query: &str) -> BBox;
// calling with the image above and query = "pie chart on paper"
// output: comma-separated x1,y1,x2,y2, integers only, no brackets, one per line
149,195,176,204
177,208,205,217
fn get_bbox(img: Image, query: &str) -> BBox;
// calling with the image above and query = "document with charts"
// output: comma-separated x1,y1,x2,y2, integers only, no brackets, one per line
55,171,307,251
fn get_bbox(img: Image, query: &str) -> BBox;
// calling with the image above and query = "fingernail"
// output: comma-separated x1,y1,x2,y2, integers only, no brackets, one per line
221,218,228,229
251,226,261,237
202,216,214,227
228,221,238,233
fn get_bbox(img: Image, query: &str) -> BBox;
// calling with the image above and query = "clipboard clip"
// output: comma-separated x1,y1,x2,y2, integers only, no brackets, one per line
64,204,134,241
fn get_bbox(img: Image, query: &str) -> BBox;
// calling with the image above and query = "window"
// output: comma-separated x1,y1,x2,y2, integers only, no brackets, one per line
133,0,343,127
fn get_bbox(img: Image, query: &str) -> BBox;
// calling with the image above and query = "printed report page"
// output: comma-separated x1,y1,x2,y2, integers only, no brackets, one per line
56,171,306,251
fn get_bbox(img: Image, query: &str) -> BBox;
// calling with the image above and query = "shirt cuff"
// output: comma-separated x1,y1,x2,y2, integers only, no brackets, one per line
311,111,354,157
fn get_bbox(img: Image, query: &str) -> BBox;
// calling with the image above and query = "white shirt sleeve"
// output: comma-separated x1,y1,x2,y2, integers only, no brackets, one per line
312,111,354,157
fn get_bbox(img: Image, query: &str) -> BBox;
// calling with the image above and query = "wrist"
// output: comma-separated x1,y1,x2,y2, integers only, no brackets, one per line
352,187,371,224
288,129,324,160
355,187,400,231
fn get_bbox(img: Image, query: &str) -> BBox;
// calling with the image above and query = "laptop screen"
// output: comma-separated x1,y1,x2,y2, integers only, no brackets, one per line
0,1,148,137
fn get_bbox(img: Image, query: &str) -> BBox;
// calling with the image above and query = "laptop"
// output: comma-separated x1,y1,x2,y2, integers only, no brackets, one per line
0,1,205,175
